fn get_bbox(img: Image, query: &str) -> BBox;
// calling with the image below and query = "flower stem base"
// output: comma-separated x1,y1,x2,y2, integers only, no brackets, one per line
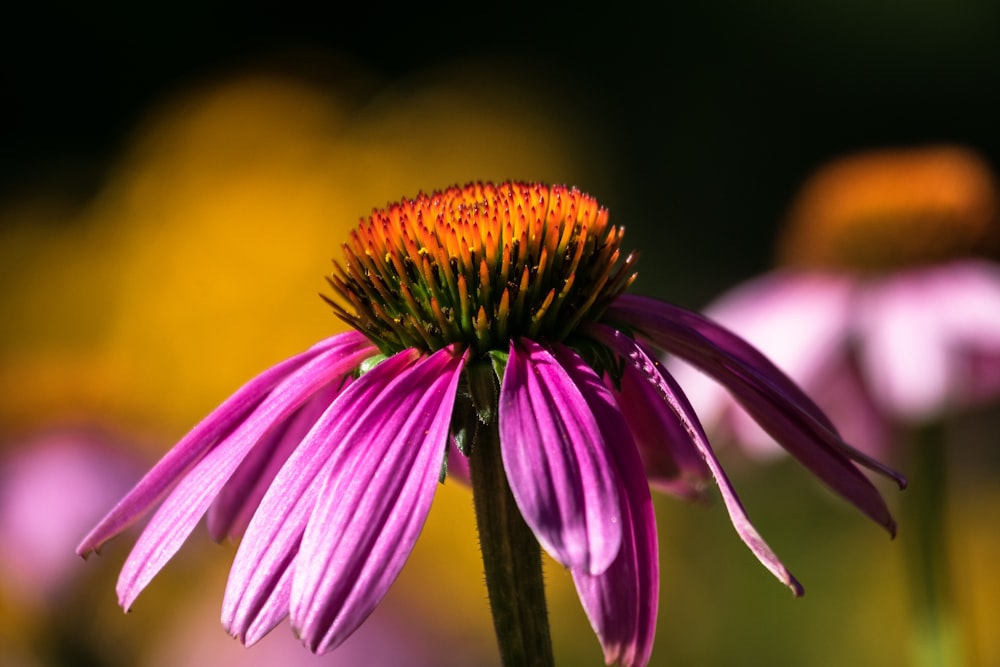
904,422,964,667
469,408,554,667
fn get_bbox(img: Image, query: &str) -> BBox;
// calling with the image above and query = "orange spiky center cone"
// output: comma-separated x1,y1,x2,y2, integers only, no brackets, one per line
326,182,637,355
779,146,1000,273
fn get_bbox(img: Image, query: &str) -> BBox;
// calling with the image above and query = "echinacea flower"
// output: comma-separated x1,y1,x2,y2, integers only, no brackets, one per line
78,182,903,667
673,146,1000,459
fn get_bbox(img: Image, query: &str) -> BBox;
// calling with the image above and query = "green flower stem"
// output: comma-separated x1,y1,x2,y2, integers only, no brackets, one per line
904,422,963,667
469,412,555,667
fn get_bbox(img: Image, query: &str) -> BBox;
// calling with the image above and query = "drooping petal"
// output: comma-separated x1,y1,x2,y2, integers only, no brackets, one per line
718,367,900,535
668,271,856,457
605,295,904,533
607,295,836,432
592,324,804,596
291,345,466,654
554,345,658,667
616,343,710,499
76,331,373,557
242,555,296,647
670,271,854,418
223,350,421,645
709,346,893,462
499,338,622,575
207,380,347,542
114,337,376,610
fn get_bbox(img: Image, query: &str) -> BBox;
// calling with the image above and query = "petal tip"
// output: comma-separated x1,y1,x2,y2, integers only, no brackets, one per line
241,625,268,648
76,531,103,558
117,583,141,613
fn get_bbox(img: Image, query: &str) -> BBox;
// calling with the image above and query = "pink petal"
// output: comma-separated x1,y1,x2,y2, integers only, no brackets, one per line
928,261,1000,405
616,343,710,499
609,295,838,433
291,346,466,653
674,271,854,407
860,260,1000,418
243,560,296,646
115,337,376,610
592,324,804,596
799,349,892,460
222,350,421,645
76,331,371,557
858,274,950,419
207,380,348,542
445,437,471,487
499,338,622,575
554,345,658,667
606,296,905,530
669,271,854,456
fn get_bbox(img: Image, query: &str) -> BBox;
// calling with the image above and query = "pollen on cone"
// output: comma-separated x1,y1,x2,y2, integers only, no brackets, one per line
329,182,637,354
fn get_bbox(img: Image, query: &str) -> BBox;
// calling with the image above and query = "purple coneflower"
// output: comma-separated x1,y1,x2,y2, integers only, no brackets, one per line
79,182,903,667
667,147,1000,667
672,146,1000,459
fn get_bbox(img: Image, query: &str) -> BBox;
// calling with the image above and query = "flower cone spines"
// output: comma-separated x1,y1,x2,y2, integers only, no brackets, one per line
326,182,637,355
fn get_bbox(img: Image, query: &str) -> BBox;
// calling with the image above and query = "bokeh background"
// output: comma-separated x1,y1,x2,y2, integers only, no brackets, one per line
2,3,999,666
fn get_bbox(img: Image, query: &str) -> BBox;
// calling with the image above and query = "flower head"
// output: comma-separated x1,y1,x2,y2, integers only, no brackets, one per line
325,183,635,355
674,146,1000,457
79,182,902,666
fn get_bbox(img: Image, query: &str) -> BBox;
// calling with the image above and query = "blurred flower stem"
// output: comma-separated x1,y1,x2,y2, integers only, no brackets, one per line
905,423,963,667
467,364,555,667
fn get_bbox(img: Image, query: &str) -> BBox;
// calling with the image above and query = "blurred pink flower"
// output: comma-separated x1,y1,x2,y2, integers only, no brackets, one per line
0,428,140,604
673,146,1000,458
146,608,486,667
